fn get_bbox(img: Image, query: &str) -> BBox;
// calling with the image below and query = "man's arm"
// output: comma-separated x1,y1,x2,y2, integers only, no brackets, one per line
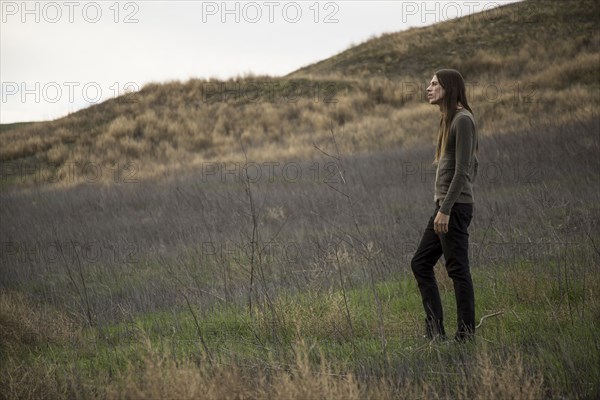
438,115,475,215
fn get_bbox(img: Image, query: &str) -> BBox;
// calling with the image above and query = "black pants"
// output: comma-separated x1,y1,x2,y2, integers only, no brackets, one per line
411,202,475,340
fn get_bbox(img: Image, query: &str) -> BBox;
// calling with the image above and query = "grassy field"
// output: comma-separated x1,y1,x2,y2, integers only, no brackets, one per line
0,0,598,187
1,113,599,398
1,0,599,398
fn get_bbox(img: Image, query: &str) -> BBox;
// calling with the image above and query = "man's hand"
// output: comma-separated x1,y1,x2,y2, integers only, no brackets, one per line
434,211,450,235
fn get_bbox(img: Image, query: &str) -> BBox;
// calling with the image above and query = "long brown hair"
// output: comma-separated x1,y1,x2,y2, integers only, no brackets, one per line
433,69,474,163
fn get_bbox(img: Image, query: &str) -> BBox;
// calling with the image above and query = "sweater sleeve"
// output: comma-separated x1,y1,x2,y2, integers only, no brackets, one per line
439,115,475,215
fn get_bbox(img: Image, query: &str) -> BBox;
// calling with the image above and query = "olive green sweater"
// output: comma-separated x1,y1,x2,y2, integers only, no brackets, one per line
434,109,478,215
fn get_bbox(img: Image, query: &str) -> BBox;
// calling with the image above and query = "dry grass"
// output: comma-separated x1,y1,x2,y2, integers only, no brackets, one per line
0,290,547,400
1,0,598,188
104,340,363,400
0,311,547,400
0,292,77,350
0,0,598,397
0,292,79,400
102,342,545,400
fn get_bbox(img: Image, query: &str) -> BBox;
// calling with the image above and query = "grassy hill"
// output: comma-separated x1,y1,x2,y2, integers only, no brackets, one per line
1,1,599,398
0,0,598,188
287,0,599,81
1,93,599,399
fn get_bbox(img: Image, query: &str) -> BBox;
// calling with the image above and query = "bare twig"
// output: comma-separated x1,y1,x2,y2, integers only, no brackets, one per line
72,241,94,328
181,287,213,365
313,123,388,359
240,140,259,315
162,255,213,364
475,311,504,329
584,226,600,258
56,240,95,328
333,241,357,354
239,138,290,348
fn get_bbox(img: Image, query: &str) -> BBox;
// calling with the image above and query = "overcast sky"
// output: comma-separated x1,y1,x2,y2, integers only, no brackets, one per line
1,0,520,123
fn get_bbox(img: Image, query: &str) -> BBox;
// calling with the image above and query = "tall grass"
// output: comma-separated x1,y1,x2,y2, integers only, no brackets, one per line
1,0,598,187
1,114,598,398
1,0,599,397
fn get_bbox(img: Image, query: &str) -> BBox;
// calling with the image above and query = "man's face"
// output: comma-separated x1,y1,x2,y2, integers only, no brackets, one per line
427,75,445,105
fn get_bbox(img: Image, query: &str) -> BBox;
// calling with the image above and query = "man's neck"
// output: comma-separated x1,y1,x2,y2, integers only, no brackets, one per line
438,104,464,112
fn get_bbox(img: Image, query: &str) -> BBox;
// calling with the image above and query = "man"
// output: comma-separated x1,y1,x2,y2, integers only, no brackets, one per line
411,69,479,342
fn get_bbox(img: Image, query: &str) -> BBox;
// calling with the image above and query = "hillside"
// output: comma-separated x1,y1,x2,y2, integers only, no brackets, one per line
1,1,599,397
1,0,598,187
287,0,599,81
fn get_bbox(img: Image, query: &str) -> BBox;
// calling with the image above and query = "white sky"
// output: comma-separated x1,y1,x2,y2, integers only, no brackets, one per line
0,0,520,123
